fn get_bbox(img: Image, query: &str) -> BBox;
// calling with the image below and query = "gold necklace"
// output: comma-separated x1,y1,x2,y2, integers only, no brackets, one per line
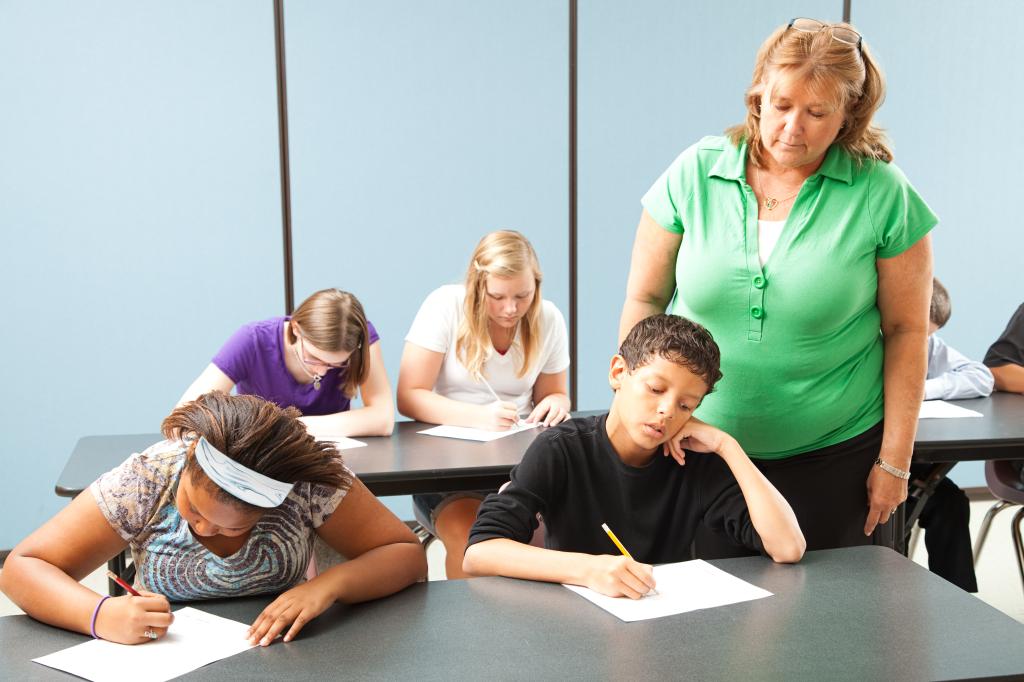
754,166,801,211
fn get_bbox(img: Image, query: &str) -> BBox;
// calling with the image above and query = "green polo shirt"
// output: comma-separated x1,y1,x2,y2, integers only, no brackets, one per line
642,136,937,459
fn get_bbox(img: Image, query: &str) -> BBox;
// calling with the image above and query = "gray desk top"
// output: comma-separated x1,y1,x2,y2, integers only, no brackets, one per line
55,417,569,498
3,547,1023,681
56,396,1024,499
914,392,1024,462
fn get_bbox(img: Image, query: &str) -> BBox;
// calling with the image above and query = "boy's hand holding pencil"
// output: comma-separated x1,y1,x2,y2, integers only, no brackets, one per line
582,523,657,599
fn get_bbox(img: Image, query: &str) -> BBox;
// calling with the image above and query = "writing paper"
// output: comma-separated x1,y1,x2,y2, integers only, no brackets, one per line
418,421,539,442
563,560,772,622
316,435,368,449
918,400,984,419
33,607,256,682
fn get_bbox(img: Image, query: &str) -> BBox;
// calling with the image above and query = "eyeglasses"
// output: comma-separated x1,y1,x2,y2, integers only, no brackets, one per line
297,335,350,370
788,17,863,54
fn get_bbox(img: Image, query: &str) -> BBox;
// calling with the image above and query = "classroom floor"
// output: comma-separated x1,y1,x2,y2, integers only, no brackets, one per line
2,499,1022,623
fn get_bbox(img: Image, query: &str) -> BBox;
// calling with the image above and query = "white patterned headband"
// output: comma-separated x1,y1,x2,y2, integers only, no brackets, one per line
193,436,294,508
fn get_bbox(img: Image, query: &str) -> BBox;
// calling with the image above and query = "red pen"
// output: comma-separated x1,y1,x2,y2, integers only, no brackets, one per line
106,569,141,596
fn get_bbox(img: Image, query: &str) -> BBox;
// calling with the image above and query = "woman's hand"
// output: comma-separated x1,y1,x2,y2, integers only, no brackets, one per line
526,394,571,427
583,555,656,599
662,417,734,465
247,579,337,646
864,464,909,536
477,400,520,431
95,590,174,644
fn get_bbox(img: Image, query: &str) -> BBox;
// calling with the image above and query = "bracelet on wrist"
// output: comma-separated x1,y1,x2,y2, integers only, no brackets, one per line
90,594,111,639
874,457,911,480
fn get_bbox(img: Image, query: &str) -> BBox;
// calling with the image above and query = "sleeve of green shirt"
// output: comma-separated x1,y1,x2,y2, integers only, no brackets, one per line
640,142,704,235
868,160,939,258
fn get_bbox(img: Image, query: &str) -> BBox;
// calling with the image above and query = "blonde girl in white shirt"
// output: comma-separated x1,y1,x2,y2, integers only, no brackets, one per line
397,230,571,579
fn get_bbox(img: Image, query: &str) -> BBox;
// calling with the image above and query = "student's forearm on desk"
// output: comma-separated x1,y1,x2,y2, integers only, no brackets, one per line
717,443,805,563
991,364,1024,393
316,541,427,603
463,539,598,586
925,368,994,401
0,555,114,635
397,388,487,428
300,404,394,438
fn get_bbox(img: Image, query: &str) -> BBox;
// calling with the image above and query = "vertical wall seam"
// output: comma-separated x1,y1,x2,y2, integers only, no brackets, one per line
569,0,578,409
274,0,295,314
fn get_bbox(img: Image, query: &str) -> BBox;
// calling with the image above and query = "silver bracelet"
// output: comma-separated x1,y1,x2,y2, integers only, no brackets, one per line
874,457,910,480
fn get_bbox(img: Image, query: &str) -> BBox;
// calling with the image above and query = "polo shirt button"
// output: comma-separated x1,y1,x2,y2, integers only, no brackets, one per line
751,306,764,319
753,276,765,289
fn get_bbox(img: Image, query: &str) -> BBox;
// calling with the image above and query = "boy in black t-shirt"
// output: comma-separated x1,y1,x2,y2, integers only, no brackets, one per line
463,315,805,599
984,303,1024,487
985,303,1024,394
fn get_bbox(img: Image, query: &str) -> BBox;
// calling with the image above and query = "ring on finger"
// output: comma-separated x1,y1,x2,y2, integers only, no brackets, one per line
143,629,157,640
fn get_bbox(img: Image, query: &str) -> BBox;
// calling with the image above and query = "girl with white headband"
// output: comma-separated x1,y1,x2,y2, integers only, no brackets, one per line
0,392,426,646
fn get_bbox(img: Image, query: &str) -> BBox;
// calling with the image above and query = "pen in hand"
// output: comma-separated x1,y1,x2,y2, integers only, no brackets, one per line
601,523,658,596
477,374,525,427
107,569,141,597
103,569,172,642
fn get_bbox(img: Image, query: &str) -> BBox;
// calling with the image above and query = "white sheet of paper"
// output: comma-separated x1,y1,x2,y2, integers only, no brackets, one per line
418,421,540,442
918,400,984,419
32,607,256,682
563,559,772,622
316,435,368,449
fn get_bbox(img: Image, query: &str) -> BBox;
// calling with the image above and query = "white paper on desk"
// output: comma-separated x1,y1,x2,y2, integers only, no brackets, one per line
563,559,772,622
316,435,368,449
918,400,984,419
32,607,256,682
418,421,540,442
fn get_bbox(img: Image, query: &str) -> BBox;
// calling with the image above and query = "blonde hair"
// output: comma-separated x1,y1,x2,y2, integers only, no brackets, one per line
726,20,892,167
286,288,370,398
456,231,543,379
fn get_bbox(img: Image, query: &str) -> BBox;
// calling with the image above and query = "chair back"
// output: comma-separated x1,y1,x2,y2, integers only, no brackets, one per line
985,460,1024,504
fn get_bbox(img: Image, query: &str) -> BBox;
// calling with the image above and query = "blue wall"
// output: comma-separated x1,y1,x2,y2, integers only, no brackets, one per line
284,0,568,517
575,0,840,410
2,1,1020,548
853,0,1024,487
0,1,283,548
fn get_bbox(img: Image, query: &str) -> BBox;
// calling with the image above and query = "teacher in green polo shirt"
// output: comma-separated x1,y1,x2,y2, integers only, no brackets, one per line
619,18,937,554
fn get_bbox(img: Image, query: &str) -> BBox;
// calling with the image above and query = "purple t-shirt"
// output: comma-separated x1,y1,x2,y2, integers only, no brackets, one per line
212,316,379,416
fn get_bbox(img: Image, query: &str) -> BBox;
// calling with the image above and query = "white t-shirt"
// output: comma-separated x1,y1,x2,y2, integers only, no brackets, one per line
405,284,571,417
758,219,786,267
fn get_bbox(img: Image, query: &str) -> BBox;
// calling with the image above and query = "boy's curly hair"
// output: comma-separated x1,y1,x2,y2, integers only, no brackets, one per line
619,314,723,392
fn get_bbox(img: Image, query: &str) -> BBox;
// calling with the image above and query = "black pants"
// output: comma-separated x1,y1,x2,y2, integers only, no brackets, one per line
906,464,978,592
695,422,894,558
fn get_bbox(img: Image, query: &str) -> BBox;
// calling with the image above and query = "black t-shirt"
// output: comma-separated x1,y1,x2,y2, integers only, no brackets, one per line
467,414,763,563
984,303,1024,368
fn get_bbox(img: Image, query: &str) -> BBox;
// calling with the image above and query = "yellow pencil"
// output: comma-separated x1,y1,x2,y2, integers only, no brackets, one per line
601,523,657,595
601,523,634,559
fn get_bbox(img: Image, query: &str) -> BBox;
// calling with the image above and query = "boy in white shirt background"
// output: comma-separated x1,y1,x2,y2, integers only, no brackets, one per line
907,278,993,592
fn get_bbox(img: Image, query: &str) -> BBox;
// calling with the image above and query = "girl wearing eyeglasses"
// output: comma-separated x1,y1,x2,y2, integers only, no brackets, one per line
178,288,393,438
397,230,571,579
620,19,936,555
